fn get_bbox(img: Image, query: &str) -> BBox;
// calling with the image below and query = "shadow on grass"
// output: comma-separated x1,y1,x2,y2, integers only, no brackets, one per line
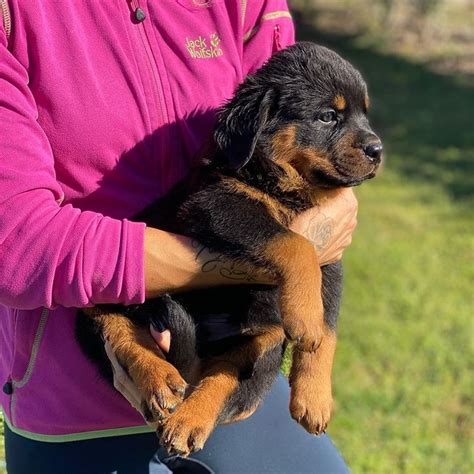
294,14,474,203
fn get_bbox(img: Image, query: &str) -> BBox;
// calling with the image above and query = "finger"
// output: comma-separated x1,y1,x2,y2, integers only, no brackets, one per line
104,340,144,411
104,340,124,375
150,325,171,353
113,378,143,411
105,341,131,385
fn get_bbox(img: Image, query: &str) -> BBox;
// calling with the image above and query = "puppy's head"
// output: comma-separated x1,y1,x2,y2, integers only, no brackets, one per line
215,42,382,187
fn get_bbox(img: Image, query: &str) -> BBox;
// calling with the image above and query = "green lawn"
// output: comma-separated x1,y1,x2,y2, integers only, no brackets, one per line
1,19,472,474
328,172,472,473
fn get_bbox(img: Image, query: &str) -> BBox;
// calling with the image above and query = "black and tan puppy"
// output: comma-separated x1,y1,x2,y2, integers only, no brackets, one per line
76,42,382,456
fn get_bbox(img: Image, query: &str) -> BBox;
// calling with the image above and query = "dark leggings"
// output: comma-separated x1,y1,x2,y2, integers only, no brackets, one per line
5,375,349,474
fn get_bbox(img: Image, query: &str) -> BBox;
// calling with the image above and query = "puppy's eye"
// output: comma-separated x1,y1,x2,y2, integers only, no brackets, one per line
318,110,337,123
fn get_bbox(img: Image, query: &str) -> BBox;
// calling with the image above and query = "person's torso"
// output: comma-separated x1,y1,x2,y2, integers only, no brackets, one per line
0,0,294,439
1,0,246,438
9,0,244,217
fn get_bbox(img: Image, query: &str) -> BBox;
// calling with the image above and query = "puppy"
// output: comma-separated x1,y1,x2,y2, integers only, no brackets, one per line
76,42,382,456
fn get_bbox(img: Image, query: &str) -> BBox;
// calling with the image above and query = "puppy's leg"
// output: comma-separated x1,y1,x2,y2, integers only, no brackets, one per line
159,360,239,456
289,330,336,434
265,232,324,353
289,262,343,434
83,308,187,422
159,325,285,456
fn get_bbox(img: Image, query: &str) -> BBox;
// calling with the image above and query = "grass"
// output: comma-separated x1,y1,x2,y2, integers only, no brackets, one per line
328,172,473,473
1,10,472,474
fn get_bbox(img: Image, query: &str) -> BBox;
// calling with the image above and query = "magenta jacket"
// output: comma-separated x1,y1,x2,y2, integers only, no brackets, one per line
0,0,294,441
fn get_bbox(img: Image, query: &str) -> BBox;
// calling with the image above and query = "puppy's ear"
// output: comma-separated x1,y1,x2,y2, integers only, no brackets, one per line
214,87,275,170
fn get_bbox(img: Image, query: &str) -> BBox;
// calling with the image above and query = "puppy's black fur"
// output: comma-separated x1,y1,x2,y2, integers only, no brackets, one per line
76,42,381,455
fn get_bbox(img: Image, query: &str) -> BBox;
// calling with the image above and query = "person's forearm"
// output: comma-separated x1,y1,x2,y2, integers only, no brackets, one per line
144,189,358,298
144,227,273,298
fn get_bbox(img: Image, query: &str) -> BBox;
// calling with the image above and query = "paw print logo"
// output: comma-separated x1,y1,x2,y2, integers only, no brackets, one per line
210,33,220,48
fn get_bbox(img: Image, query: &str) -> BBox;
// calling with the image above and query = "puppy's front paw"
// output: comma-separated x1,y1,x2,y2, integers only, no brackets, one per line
280,290,325,353
283,318,323,353
128,357,187,423
289,372,332,435
159,402,216,456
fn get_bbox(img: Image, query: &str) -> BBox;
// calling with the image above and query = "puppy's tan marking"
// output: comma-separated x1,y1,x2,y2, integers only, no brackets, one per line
291,147,338,180
222,324,286,368
364,94,370,112
160,361,240,456
272,126,322,194
333,94,346,111
223,404,259,423
334,131,374,178
289,330,336,434
271,124,298,161
271,125,340,204
264,233,324,352
223,177,291,224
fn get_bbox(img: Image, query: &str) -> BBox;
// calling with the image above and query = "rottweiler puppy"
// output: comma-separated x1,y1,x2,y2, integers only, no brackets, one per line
76,42,382,456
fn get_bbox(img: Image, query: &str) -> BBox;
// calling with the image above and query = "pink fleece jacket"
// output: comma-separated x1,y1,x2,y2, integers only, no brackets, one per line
0,0,294,440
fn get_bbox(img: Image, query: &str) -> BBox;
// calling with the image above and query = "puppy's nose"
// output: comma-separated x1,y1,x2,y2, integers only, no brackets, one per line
363,142,383,163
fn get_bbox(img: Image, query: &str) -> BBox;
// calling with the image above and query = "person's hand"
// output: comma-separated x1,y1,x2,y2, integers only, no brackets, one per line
290,188,358,265
104,340,149,419
150,324,171,353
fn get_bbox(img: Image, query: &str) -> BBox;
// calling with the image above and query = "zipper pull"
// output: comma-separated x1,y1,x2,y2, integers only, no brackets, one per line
273,24,281,52
134,7,146,23
3,379,13,395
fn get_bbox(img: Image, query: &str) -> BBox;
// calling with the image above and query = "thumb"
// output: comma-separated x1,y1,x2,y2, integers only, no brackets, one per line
150,324,171,354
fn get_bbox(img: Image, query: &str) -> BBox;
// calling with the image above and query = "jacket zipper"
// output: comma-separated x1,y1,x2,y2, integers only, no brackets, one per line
128,0,168,129
127,0,172,186
0,0,11,40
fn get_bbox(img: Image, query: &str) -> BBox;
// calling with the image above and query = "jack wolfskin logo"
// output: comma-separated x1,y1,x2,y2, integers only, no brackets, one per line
210,33,220,47
186,33,223,59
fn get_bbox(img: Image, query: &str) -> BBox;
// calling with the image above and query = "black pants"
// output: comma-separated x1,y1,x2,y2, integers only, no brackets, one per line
5,375,349,474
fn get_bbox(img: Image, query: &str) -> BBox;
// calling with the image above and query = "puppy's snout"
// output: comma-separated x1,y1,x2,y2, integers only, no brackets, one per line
362,141,383,164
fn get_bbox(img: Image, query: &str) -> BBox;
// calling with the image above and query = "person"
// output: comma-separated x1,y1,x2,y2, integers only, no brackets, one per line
0,1,357,472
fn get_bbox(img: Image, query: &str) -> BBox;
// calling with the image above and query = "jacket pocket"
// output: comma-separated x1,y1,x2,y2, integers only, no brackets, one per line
9,307,49,425
11,307,49,388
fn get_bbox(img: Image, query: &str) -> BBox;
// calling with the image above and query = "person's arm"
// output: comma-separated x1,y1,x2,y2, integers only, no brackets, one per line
144,186,358,299
143,228,275,299
0,30,149,310
290,188,358,265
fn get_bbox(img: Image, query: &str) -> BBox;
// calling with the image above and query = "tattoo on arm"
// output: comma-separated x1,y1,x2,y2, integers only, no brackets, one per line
191,240,258,282
302,212,334,252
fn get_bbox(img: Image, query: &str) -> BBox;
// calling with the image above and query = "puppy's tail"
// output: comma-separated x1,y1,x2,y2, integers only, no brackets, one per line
149,294,198,381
